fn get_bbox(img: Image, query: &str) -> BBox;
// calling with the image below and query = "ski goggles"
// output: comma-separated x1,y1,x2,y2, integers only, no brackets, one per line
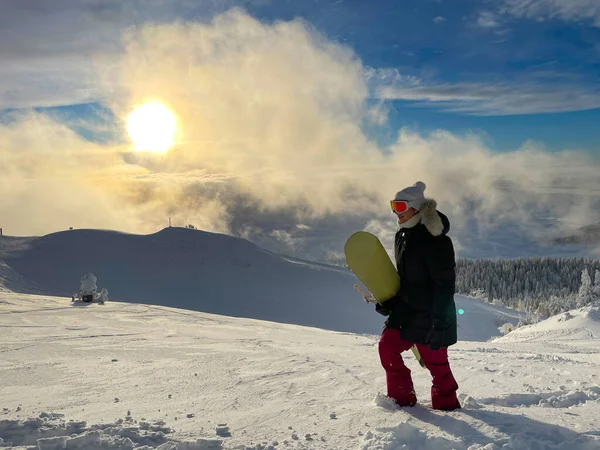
390,200,409,215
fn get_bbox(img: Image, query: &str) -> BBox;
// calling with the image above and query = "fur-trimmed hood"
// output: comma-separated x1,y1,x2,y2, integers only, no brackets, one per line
420,198,449,237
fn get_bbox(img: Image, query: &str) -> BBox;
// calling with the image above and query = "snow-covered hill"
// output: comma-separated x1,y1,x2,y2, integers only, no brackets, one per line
495,301,600,346
1,293,599,449
0,228,522,340
0,228,381,334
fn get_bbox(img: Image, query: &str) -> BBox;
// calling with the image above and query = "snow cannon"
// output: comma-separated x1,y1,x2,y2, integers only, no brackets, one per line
71,273,109,304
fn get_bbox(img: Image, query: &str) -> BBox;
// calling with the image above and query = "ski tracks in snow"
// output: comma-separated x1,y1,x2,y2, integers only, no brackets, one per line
2,293,600,449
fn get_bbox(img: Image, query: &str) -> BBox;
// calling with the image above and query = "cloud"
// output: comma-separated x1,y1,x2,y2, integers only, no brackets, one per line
0,64,100,109
104,9,378,215
363,67,422,89
1,9,599,261
377,79,600,115
270,229,299,251
0,0,260,108
476,11,501,28
0,1,123,107
433,16,446,24
500,0,600,26
0,113,131,234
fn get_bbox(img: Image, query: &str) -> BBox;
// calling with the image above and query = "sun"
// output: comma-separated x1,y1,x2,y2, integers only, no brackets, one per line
126,101,177,153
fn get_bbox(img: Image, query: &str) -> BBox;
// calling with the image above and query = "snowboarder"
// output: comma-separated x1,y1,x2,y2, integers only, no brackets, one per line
376,181,460,410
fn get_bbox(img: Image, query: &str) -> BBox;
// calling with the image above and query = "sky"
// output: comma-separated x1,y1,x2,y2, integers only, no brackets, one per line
1,0,600,261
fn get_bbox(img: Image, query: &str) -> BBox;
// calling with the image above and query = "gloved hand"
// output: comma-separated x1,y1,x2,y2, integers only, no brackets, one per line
375,302,391,317
426,324,450,350
426,328,443,350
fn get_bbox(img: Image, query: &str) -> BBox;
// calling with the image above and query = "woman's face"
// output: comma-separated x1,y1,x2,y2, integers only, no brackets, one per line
396,207,418,224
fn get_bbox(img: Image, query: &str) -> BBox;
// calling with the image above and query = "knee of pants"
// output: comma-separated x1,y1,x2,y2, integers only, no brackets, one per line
378,340,405,368
416,345,449,367
378,340,393,365
379,331,412,366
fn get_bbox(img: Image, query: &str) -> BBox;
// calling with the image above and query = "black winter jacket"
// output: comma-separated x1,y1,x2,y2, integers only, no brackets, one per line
381,198,457,349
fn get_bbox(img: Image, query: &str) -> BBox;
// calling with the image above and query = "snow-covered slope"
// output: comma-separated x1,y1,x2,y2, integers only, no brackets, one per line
455,296,524,342
495,301,600,346
1,293,599,449
0,228,381,334
0,228,522,340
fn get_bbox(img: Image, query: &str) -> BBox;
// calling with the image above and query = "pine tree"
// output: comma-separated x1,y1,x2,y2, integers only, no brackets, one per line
455,257,600,315
593,270,600,299
577,268,594,308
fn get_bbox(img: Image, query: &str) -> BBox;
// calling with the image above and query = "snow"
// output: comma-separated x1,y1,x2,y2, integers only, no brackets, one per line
1,293,599,449
0,228,383,334
0,228,523,341
1,228,599,449
494,301,600,345
455,296,525,342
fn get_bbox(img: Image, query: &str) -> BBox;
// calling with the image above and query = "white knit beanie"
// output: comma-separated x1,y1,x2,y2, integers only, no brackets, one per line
393,181,426,211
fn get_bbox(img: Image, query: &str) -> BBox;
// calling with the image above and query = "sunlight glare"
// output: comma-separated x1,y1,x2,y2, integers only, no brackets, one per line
126,101,177,153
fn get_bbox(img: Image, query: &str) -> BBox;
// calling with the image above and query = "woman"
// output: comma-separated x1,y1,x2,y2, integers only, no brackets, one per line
376,181,460,410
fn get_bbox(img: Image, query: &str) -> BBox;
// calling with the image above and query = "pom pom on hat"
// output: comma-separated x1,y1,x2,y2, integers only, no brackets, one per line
393,181,426,211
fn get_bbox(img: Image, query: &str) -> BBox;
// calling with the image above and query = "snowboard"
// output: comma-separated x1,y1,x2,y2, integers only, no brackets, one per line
344,231,400,303
344,231,425,369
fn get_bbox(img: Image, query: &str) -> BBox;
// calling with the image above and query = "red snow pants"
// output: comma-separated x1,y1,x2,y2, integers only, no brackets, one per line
378,327,460,410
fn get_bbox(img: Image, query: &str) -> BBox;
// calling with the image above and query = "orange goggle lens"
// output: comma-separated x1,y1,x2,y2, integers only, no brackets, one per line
390,200,409,214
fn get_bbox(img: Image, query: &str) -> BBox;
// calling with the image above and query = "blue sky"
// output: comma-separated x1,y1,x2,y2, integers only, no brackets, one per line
1,0,600,155
246,0,600,154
